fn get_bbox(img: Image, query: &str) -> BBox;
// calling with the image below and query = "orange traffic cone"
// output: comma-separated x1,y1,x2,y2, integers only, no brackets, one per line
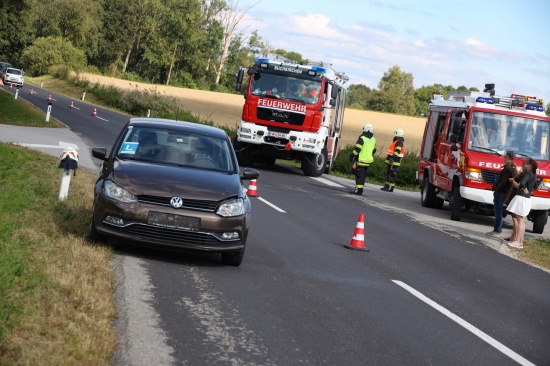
47,94,51,101
345,214,369,252
92,107,97,117
29,88,34,95
247,179,258,197
69,100,74,109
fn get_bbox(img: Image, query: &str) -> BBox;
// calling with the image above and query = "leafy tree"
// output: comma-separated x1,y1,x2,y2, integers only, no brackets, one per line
31,0,103,60
546,102,550,117
378,65,415,115
414,84,453,116
346,84,373,109
365,90,393,113
0,0,35,66
272,49,303,63
21,36,86,76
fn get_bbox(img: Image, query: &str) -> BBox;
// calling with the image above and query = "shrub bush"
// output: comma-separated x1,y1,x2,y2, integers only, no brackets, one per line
333,144,420,189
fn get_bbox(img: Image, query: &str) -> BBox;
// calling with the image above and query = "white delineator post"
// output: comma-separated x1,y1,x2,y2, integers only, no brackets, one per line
58,147,79,200
59,169,72,200
14,88,19,100
46,103,52,122
82,92,86,101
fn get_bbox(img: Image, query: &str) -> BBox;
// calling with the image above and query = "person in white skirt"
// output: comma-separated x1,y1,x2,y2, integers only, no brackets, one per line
505,158,537,249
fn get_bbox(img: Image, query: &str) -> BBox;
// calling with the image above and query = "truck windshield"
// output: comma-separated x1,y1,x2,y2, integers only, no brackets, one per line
467,111,550,161
250,71,322,105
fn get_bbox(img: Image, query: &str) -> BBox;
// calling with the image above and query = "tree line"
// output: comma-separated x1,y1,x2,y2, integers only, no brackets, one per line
1,0,549,117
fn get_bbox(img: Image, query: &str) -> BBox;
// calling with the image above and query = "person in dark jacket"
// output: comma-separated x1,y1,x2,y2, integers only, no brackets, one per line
486,151,517,237
349,123,377,195
505,158,538,249
381,128,405,192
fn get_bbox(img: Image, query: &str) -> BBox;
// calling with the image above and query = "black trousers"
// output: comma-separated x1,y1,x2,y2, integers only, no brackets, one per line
355,166,369,188
385,165,398,186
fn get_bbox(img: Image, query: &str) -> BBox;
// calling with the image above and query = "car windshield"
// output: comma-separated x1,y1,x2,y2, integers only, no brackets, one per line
7,68,22,75
250,71,322,105
467,111,550,160
116,127,236,172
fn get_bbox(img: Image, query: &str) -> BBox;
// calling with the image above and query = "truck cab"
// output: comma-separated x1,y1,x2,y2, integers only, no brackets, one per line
418,85,550,233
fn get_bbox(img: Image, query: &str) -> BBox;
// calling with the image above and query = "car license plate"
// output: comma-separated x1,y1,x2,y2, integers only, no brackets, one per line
268,131,286,138
147,211,200,231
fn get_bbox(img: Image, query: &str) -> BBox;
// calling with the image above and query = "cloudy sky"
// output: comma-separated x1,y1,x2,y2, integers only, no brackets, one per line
237,0,550,104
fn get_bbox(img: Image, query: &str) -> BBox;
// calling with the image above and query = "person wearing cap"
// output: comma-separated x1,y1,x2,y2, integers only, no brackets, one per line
349,123,377,195
381,128,405,192
486,151,518,237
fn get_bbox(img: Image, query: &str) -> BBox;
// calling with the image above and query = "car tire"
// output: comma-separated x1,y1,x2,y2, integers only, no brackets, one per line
88,203,106,243
221,250,245,266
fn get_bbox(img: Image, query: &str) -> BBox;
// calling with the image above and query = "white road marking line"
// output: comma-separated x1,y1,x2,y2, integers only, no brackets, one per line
72,106,80,110
16,141,79,150
257,197,286,213
310,176,345,188
96,116,109,121
392,280,536,366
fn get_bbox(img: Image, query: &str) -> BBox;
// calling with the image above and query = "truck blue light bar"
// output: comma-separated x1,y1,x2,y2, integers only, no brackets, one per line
311,65,327,74
475,96,494,104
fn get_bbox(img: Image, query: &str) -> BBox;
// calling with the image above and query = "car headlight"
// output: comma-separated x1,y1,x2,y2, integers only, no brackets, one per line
217,198,245,217
103,180,137,202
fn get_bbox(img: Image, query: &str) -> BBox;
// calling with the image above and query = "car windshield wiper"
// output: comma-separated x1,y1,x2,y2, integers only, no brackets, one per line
471,146,502,155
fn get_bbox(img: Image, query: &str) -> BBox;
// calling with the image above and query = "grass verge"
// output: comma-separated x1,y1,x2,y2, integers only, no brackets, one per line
0,89,63,127
0,143,116,365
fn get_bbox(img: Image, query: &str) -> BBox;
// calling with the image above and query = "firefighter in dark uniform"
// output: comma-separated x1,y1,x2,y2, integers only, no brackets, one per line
381,128,405,192
349,123,377,195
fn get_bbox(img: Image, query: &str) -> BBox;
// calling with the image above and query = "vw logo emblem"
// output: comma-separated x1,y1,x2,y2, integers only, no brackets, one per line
170,197,183,208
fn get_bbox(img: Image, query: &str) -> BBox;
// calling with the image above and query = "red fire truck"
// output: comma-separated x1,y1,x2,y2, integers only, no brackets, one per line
418,84,550,233
234,56,349,176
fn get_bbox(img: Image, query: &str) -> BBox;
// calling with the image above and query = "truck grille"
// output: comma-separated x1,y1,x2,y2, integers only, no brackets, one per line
257,107,305,126
481,170,499,184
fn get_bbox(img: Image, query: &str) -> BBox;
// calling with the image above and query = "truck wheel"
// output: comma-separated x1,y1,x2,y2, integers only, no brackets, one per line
434,197,444,209
421,176,436,208
450,185,463,221
302,147,327,177
233,139,255,167
532,210,548,234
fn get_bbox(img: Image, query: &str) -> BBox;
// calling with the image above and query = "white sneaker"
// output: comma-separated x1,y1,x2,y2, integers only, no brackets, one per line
507,241,523,249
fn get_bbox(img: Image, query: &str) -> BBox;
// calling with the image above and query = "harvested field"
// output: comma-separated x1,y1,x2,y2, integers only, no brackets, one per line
81,73,426,154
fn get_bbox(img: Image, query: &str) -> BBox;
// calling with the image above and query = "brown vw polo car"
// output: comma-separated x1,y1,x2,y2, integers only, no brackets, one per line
89,118,259,266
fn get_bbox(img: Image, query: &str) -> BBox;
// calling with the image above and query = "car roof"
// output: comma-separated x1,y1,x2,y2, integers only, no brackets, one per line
128,118,228,139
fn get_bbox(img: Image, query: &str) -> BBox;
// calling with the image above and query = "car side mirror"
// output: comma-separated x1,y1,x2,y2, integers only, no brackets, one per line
92,147,108,161
241,167,260,180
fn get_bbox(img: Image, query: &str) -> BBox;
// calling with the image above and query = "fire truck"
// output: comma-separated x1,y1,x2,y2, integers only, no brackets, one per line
233,55,349,177
417,84,550,233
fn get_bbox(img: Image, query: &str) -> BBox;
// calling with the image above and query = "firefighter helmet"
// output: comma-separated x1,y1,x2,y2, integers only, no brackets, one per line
394,128,405,137
363,123,373,133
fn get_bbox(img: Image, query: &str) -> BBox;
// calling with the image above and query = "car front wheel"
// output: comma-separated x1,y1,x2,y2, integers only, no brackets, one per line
221,249,245,266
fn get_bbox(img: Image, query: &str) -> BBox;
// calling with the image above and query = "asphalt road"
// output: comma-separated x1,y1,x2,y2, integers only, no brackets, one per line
2,83,549,366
